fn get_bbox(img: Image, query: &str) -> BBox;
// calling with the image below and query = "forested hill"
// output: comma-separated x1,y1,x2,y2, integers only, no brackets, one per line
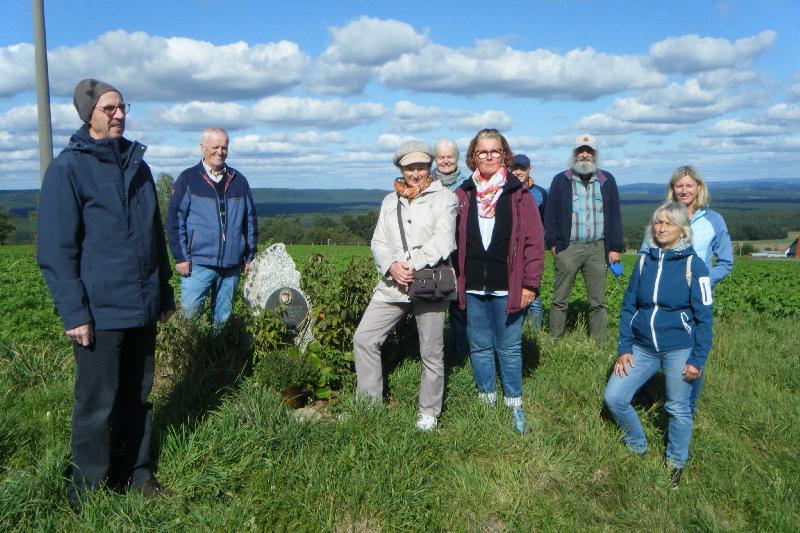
2,178,798,217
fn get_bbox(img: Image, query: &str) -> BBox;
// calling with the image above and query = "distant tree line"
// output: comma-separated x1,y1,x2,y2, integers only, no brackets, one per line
2,181,798,249
260,212,379,246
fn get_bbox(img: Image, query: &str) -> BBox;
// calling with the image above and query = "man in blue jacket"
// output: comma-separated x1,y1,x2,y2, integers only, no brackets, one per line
167,128,258,324
37,79,176,511
544,134,623,343
511,153,548,329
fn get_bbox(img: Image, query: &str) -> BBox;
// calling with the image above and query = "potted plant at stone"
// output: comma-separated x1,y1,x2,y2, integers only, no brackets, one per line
253,347,317,408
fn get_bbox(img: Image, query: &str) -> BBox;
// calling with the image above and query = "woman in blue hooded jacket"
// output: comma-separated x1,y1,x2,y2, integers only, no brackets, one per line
605,202,713,487
639,166,732,414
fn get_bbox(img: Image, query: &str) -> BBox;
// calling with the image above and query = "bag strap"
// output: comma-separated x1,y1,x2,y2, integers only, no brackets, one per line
396,198,411,260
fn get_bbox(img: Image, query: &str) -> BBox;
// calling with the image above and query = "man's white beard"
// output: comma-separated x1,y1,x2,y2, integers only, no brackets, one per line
572,159,596,176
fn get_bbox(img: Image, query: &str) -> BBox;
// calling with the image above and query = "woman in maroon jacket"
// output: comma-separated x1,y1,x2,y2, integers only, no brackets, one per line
454,128,545,433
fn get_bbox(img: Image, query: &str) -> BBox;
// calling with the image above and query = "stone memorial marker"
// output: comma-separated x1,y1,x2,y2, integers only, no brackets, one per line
243,243,313,347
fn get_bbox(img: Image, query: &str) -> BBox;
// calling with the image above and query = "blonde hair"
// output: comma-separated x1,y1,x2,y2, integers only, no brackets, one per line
666,165,710,210
648,202,693,244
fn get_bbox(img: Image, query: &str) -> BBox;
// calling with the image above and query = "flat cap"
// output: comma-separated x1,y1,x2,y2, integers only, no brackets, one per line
393,140,434,168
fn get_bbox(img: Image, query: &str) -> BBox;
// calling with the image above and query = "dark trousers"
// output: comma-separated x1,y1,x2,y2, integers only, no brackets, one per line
68,325,157,499
448,300,468,359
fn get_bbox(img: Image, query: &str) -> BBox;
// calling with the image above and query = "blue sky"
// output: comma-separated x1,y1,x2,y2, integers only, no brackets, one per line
1,0,798,189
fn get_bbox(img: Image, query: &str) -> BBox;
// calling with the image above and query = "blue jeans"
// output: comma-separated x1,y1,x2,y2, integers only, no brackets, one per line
526,295,543,329
180,264,240,324
689,372,704,415
466,293,525,406
603,344,694,468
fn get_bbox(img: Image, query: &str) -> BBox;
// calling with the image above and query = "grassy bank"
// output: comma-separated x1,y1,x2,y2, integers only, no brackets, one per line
1,245,798,529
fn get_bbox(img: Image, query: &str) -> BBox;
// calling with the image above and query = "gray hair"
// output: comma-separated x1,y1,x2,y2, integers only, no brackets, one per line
647,202,693,244
434,138,459,160
201,127,229,145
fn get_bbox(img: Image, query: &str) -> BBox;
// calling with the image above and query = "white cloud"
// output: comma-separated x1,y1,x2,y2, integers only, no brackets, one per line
304,62,375,96
307,17,428,95
649,31,776,74
0,43,35,97
576,76,762,134
0,103,81,134
157,101,250,130
705,102,800,137
0,31,310,101
268,131,346,145
156,97,386,131
251,96,386,129
379,40,665,100
708,118,784,136
391,100,511,132
322,16,427,66
377,133,418,149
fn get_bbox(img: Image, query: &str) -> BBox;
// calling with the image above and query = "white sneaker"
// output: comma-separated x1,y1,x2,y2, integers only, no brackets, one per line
416,413,438,431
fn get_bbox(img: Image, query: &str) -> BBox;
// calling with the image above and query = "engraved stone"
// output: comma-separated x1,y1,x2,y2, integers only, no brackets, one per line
242,243,313,348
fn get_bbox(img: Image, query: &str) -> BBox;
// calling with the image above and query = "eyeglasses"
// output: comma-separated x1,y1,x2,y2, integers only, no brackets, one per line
475,149,503,160
95,103,130,116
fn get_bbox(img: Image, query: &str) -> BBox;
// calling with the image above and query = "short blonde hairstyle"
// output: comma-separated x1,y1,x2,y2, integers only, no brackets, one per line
665,165,710,210
648,202,693,244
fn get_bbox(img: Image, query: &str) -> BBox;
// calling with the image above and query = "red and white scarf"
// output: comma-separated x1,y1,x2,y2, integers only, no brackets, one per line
472,166,507,218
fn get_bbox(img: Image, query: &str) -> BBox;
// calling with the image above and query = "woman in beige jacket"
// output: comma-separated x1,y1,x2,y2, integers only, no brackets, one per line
352,140,458,431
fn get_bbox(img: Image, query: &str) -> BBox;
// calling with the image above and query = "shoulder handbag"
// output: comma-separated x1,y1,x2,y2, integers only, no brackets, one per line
396,198,456,301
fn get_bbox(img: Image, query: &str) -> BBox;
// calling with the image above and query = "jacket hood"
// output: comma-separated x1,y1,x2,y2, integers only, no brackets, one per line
64,124,137,164
645,239,695,260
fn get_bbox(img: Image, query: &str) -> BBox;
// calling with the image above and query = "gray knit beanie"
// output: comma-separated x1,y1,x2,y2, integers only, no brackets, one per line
73,79,121,123
392,140,434,168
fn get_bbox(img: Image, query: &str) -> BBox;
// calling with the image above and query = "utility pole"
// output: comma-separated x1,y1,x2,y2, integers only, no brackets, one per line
33,0,53,183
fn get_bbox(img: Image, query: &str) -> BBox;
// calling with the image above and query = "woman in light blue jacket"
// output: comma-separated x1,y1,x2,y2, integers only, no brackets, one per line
665,166,733,287
640,165,732,414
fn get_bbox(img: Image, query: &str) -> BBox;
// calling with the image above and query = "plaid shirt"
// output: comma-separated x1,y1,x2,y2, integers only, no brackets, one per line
570,174,604,242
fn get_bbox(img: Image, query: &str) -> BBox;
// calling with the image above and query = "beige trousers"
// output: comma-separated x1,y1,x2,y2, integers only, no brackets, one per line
353,298,448,417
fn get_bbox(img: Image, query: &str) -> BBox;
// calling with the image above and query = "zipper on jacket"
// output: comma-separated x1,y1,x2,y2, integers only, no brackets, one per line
649,250,664,351
205,176,227,268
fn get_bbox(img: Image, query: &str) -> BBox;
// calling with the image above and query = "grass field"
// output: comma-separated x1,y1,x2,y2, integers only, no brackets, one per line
1,245,798,530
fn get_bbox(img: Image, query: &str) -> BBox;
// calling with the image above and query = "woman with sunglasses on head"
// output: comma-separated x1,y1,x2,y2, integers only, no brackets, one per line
454,129,544,433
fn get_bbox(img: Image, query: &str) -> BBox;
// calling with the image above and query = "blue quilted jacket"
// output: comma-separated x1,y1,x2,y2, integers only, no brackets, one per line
167,162,258,268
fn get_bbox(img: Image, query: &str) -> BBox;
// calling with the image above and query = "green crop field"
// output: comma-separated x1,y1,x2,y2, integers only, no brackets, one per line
1,244,798,530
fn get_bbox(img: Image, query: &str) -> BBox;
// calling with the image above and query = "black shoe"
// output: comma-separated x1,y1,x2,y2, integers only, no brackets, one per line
669,467,683,488
64,466,82,514
131,476,175,499
66,489,82,514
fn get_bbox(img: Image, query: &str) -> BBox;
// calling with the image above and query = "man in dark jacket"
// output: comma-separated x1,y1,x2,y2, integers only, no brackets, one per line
511,154,548,329
543,134,623,343
37,79,175,511
167,127,257,325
